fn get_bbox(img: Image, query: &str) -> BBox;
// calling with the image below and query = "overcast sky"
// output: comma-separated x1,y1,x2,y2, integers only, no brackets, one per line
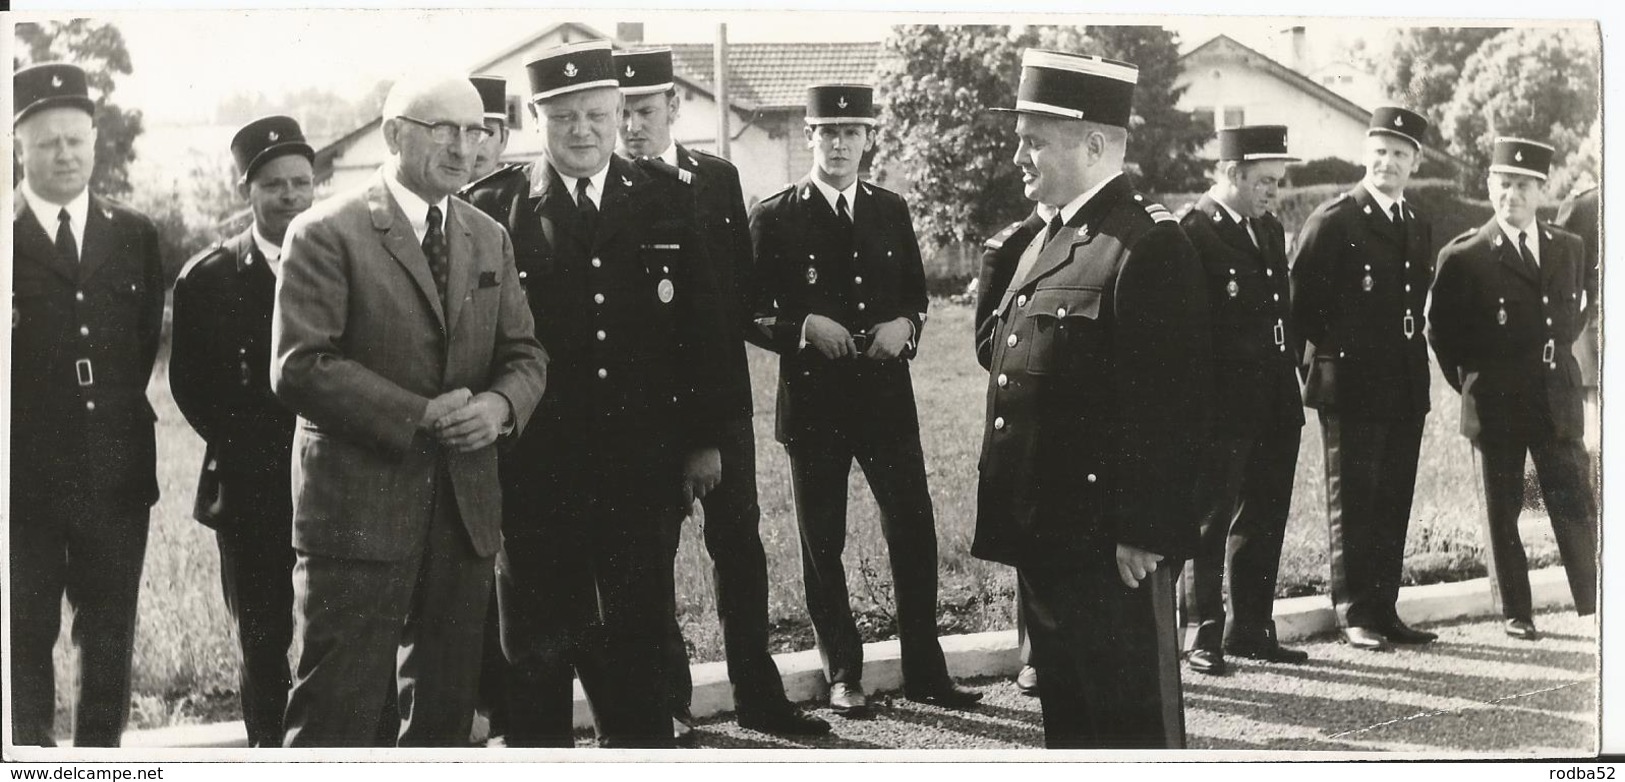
6,3,1603,125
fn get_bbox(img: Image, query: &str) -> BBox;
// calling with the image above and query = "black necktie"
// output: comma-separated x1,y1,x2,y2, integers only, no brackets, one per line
55,208,78,266
1042,213,1063,249
836,193,852,226
1242,217,1259,248
1518,230,1539,276
1390,203,1404,226
575,177,599,237
422,205,449,308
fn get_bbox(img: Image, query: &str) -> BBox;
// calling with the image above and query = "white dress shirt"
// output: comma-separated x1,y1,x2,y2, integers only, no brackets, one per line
556,164,610,211
1498,216,1542,267
21,181,89,257
809,173,860,221
252,225,285,277
1361,179,1408,222
381,171,449,244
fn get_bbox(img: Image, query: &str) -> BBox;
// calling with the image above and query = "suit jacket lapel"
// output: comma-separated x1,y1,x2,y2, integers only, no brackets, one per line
1485,220,1539,287
444,201,476,335
1021,176,1131,288
593,157,636,254
529,162,574,255
13,198,73,283
367,175,447,330
1352,186,1404,248
1200,195,1261,259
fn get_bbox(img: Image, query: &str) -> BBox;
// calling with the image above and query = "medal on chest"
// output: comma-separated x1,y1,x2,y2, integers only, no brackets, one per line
806,260,819,285
1226,268,1240,299
1497,297,1507,326
658,278,675,303
1361,264,1374,292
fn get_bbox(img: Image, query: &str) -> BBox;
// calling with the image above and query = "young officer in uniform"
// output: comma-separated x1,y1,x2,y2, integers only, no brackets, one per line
615,46,829,739
1554,181,1599,451
973,50,1211,749
751,83,980,717
462,40,731,748
469,74,511,182
1290,107,1438,652
170,115,314,747
1176,125,1307,675
1427,138,1597,640
11,62,166,748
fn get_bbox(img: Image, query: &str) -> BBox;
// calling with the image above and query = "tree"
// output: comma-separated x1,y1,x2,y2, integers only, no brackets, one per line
14,19,144,200
1374,27,1505,148
876,24,1209,255
1439,27,1599,197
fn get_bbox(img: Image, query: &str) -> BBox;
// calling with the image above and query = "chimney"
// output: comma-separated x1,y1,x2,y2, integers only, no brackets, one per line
617,22,644,44
1282,26,1309,73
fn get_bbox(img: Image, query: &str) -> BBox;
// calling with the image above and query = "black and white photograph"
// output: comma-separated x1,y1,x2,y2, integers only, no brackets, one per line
0,0,1611,768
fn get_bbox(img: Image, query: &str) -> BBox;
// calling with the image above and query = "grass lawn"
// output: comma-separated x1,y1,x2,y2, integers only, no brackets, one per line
47,298,1561,735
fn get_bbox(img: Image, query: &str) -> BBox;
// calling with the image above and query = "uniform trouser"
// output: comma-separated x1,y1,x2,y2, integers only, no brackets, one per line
215,499,297,748
1474,434,1597,621
282,469,492,747
475,583,509,737
1320,412,1425,629
1180,424,1302,651
498,447,676,749
1019,547,1185,749
785,427,949,690
9,491,150,747
658,416,793,718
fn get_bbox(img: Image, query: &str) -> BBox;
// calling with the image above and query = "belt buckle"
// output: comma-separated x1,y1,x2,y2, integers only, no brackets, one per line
1402,314,1416,339
1273,320,1286,346
75,358,94,387
1543,339,1556,365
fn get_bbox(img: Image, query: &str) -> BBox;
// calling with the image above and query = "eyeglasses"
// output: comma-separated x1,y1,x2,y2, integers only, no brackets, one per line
394,115,494,146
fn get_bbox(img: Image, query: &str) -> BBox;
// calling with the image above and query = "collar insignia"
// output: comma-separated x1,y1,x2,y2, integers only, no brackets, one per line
564,62,578,78
625,66,635,78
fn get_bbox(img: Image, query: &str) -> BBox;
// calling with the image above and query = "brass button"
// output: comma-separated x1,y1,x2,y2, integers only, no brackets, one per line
74,291,85,302
855,276,864,284
594,293,605,304
596,330,606,341
597,368,608,379
1087,474,1097,483
997,373,1008,388
85,400,96,411
1007,334,1018,348
79,325,89,336
591,258,602,268
519,271,528,280
857,302,866,311
1056,307,1067,317
1017,294,1028,307
993,417,1005,430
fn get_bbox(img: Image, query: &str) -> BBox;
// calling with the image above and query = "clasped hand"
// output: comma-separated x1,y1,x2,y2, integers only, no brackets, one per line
804,314,911,361
421,388,510,453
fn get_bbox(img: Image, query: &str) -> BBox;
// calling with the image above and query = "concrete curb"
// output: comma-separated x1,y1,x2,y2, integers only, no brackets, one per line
122,565,1578,748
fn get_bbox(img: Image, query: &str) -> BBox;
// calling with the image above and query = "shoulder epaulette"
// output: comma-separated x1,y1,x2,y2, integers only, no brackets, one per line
984,220,1026,250
858,179,896,197
1450,228,1476,245
178,241,230,280
637,156,693,185
461,162,525,194
762,183,796,203
1143,201,1177,223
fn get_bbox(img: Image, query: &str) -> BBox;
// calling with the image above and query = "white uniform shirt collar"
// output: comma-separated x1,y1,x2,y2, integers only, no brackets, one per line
557,163,610,211
1050,171,1121,227
381,171,448,245
657,143,681,169
1361,180,1407,221
22,181,90,253
809,173,860,221
251,224,284,277
1208,188,1247,225
1497,216,1542,267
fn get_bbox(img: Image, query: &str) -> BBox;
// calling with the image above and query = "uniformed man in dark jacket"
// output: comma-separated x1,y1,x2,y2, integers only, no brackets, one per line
1176,125,1307,675
462,40,730,749
614,47,829,739
1427,138,1597,640
973,50,1212,749
751,83,979,717
10,62,166,748
1290,106,1438,652
1554,181,1599,450
170,115,313,747
469,75,511,182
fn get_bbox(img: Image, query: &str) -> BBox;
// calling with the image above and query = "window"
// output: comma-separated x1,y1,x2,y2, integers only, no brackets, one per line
1192,107,1215,131
505,95,524,130
1223,107,1245,128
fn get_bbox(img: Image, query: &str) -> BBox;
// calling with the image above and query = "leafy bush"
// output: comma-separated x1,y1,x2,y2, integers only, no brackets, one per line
1287,157,1365,188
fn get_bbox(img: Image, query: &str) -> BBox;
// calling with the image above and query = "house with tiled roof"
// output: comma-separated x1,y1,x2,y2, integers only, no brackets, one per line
313,22,887,206
1176,34,1460,169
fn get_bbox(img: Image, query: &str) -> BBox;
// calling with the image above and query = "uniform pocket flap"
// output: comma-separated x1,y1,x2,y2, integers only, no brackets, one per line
1026,286,1103,320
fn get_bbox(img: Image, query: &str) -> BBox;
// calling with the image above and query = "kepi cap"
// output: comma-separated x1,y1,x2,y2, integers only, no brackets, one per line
526,40,618,102
992,49,1138,128
1368,106,1428,150
614,48,675,96
1217,125,1298,162
231,115,314,184
805,84,876,126
470,75,509,122
1489,137,1555,181
15,62,95,126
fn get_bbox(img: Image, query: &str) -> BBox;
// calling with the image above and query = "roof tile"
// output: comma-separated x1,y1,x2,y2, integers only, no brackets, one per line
668,42,883,109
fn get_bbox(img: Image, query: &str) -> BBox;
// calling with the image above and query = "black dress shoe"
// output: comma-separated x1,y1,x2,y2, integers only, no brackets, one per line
1225,637,1309,664
1341,626,1390,651
1015,665,1039,696
828,682,870,717
1382,621,1438,644
904,681,983,709
738,707,832,736
1185,648,1227,675
672,710,697,745
1505,618,1539,641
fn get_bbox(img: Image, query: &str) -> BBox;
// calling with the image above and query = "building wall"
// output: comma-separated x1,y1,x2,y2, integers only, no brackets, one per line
1177,47,1371,165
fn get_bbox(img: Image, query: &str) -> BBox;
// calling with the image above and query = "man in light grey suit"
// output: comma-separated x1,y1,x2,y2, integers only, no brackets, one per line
272,72,546,747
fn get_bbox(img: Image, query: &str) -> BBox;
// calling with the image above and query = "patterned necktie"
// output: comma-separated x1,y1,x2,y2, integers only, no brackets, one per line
836,192,852,227
1518,230,1539,275
423,205,449,309
575,177,599,237
56,208,78,266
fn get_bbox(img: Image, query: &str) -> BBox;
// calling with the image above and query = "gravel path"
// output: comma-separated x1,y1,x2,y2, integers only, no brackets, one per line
642,610,1596,755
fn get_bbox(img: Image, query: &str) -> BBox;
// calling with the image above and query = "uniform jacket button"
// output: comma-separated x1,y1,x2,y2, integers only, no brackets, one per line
1017,294,1028,307
597,368,608,379
74,291,85,301
591,258,602,268
994,416,1006,430
1007,334,1018,348
85,400,96,411
997,373,1008,387
1087,473,1097,483
855,276,863,284
857,302,866,311
594,293,605,304
79,325,89,336
596,330,606,341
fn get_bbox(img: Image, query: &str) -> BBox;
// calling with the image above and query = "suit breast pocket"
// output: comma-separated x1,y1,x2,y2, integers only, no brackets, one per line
1021,286,1104,376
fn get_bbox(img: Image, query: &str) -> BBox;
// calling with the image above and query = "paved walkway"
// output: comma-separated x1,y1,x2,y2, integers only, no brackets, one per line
666,610,1596,754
